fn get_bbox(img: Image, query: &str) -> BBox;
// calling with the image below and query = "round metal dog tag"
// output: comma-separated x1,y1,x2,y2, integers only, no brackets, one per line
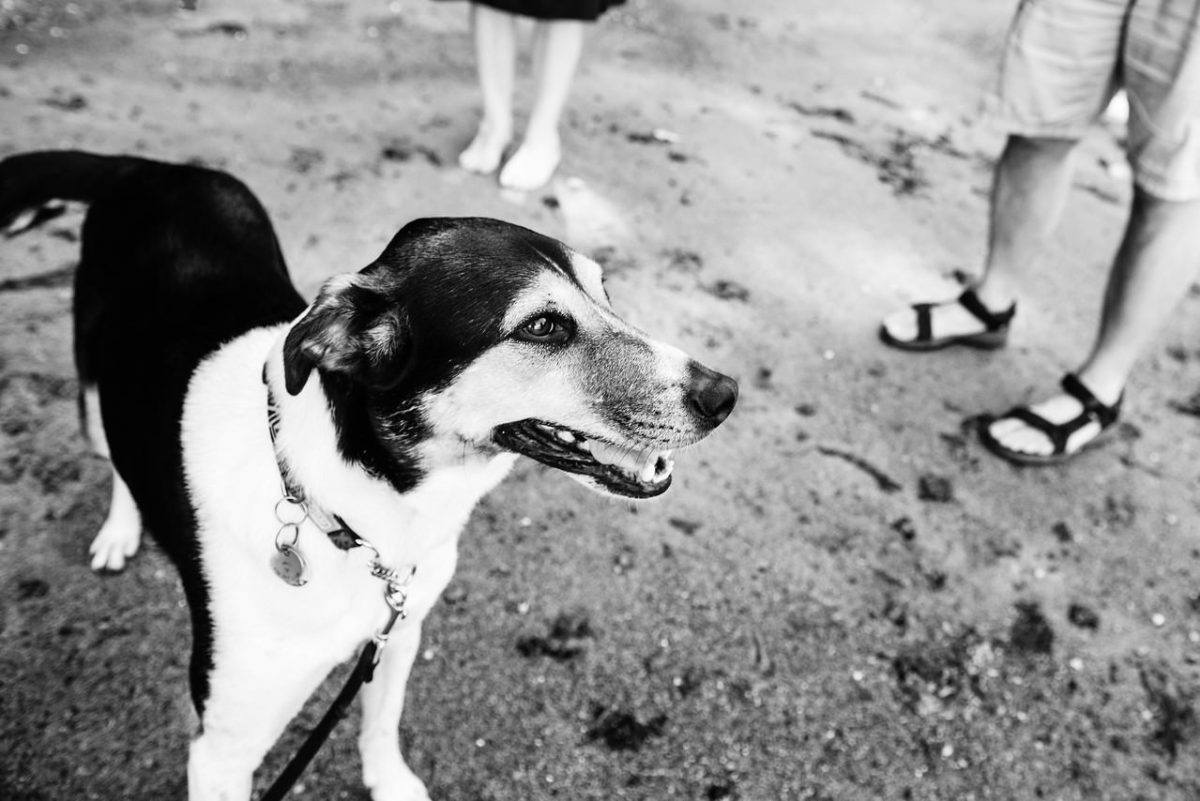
271,543,309,587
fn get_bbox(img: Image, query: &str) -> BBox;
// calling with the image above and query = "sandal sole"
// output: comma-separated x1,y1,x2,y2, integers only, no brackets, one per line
878,325,1008,352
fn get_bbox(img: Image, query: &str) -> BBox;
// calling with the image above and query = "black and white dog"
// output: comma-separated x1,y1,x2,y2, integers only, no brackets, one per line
1,151,737,800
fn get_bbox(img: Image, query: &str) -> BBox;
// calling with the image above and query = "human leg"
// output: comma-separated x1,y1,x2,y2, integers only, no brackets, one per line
498,18,584,190
983,188,1200,461
459,3,517,174
977,135,1079,309
879,134,1077,346
981,0,1200,462
881,0,1130,349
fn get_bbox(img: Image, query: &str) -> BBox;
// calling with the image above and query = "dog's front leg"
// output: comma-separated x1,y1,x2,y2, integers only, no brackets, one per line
359,622,430,801
188,644,338,801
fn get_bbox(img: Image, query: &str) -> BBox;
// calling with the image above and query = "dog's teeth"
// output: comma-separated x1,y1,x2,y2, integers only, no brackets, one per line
589,439,673,482
640,451,674,484
642,451,674,483
639,456,657,483
555,429,575,443
589,440,632,471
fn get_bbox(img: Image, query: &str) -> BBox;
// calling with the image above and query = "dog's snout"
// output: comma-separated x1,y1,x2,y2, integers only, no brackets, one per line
686,363,738,426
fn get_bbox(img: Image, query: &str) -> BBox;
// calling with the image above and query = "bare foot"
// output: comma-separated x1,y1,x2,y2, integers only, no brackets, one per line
458,119,511,175
498,135,561,191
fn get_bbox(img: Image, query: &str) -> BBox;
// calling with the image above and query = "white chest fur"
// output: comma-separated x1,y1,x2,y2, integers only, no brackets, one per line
181,326,515,666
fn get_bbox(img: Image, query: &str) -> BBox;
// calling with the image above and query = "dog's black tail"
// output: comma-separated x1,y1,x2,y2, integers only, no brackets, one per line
0,150,144,235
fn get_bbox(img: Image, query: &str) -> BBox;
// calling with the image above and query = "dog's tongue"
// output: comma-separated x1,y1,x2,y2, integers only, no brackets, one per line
586,439,674,484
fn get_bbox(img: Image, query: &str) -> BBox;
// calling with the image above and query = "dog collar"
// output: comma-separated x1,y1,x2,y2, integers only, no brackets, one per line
261,364,418,599
263,369,361,551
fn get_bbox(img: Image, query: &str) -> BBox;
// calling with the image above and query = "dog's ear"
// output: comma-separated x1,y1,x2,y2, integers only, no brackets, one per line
282,274,412,395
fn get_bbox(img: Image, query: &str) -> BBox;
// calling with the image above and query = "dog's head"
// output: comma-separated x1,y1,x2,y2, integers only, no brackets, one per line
283,218,737,498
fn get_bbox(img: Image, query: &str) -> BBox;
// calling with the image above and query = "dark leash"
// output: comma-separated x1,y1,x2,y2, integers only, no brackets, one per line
257,367,415,801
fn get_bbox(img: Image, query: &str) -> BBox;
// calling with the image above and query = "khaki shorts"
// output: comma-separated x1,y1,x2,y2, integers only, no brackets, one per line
990,0,1200,201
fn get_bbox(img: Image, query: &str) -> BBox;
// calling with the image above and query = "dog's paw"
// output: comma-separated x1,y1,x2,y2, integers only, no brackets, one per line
361,739,430,801
365,766,430,801
88,515,141,572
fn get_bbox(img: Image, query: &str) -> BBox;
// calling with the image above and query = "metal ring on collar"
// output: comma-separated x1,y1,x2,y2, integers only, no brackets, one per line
274,523,301,550
274,496,308,526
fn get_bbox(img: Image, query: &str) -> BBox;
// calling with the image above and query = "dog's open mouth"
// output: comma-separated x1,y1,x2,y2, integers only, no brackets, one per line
493,420,674,498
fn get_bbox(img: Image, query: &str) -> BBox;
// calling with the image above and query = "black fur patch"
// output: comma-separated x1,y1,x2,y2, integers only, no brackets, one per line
293,218,588,494
17,152,307,714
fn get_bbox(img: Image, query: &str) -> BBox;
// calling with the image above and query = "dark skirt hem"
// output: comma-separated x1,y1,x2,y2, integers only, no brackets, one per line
436,0,626,22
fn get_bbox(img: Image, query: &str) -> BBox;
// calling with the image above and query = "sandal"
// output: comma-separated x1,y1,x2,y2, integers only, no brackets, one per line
978,373,1123,466
879,288,1015,351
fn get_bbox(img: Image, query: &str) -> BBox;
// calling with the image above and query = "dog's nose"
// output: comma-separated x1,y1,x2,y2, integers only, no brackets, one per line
686,363,738,426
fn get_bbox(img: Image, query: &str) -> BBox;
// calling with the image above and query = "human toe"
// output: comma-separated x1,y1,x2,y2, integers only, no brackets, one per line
880,308,918,342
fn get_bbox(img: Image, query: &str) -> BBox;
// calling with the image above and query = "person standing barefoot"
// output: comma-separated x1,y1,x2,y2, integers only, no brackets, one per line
455,0,625,191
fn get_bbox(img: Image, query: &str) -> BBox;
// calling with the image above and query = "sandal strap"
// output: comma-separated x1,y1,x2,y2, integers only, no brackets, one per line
1060,373,1122,428
908,289,1013,343
1002,407,1072,454
957,289,1015,332
913,303,933,341
999,404,1105,456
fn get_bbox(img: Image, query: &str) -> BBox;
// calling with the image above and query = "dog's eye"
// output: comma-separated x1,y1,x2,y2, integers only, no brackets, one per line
515,315,571,344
